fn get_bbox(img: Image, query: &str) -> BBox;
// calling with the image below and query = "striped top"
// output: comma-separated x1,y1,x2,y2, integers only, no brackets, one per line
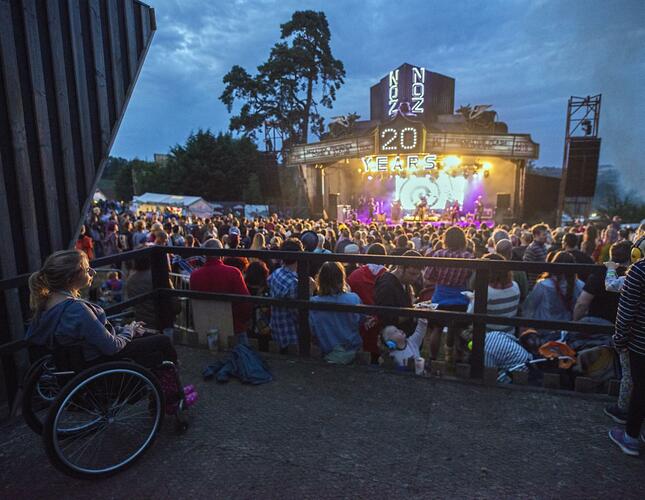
486,283,521,333
614,260,645,355
484,331,532,373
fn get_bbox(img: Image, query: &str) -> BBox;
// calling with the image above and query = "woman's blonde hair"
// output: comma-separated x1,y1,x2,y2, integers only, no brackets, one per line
316,261,347,296
251,232,266,250
28,249,87,314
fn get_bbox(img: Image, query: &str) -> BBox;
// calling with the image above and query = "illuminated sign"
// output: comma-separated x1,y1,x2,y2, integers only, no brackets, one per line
362,154,438,173
388,66,425,117
411,66,425,114
388,69,399,116
378,116,424,154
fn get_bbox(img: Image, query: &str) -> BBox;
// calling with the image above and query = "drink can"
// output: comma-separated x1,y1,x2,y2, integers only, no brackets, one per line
207,328,219,351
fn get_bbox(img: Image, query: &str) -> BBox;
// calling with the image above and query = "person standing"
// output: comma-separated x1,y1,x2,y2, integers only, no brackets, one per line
609,257,645,456
523,224,548,287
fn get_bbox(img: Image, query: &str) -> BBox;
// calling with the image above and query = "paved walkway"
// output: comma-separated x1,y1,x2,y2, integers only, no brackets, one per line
1,346,643,499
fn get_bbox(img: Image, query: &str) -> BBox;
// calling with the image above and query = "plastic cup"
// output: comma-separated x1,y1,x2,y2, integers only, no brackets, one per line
415,357,425,375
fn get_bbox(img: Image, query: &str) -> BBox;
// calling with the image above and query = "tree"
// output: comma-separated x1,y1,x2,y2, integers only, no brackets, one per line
596,183,645,222
162,130,263,202
113,158,159,200
220,10,345,149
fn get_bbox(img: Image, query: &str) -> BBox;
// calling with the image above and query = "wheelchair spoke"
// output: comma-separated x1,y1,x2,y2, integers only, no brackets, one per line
51,367,163,475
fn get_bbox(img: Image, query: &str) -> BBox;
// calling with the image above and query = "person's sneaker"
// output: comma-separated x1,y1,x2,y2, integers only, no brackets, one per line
604,404,627,424
608,428,640,456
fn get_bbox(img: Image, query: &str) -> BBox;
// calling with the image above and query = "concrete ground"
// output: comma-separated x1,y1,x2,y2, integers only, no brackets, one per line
1,345,643,499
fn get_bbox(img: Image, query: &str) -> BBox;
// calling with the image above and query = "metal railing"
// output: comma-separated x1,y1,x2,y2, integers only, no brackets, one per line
0,245,614,414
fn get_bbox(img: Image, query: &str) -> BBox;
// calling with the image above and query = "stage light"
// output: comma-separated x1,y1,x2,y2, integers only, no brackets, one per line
441,155,461,168
482,162,492,171
367,175,373,181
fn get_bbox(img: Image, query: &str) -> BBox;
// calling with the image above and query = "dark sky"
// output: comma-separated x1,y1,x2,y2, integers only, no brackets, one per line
112,0,645,190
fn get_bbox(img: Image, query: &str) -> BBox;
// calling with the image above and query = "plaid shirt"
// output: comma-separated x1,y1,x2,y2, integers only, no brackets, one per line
268,266,299,348
424,248,473,287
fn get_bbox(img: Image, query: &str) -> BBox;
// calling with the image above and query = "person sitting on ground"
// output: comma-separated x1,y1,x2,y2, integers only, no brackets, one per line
479,253,521,333
375,250,423,337
522,251,584,323
267,238,306,352
380,317,428,369
190,238,253,344
309,262,363,364
347,243,388,363
244,260,272,351
484,329,540,383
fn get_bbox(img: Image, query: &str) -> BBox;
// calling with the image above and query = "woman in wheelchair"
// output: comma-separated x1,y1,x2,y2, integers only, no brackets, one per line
23,249,196,477
25,249,196,414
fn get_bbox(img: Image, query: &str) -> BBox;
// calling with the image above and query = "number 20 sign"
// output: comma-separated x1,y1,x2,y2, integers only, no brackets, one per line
378,124,424,154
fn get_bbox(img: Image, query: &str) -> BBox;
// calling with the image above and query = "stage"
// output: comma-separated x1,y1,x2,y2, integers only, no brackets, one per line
286,63,539,219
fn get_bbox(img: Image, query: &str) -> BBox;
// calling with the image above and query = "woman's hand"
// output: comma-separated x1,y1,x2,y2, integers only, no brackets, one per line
126,321,146,337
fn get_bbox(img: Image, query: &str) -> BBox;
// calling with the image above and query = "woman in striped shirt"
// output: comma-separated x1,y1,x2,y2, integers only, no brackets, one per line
481,253,521,333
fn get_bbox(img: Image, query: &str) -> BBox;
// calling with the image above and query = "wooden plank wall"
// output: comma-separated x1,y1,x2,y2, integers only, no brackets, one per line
0,0,156,405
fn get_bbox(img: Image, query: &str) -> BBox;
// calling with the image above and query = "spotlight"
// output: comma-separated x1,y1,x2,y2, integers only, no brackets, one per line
367,175,373,181
441,155,462,168
482,162,492,171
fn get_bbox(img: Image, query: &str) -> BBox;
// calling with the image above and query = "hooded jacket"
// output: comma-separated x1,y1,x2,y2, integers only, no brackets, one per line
25,298,132,361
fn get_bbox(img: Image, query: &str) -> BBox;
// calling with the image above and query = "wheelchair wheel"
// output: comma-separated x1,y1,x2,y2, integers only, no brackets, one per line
43,361,164,478
22,356,63,435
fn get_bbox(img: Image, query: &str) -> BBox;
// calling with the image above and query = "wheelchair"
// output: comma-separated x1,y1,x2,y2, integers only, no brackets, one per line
21,342,191,479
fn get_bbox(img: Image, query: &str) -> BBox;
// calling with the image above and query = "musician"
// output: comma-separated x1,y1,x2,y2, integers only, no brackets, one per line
474,196,484,222
391,199,402,223
414,195,428,221
368,197,376,221
450,200,460,224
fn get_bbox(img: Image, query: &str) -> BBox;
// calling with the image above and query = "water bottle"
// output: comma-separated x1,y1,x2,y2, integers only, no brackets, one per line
207,328,219,351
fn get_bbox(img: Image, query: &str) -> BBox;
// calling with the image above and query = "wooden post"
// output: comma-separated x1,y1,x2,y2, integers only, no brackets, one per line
149,246,170,326
297,259,311,357
471,267,489,379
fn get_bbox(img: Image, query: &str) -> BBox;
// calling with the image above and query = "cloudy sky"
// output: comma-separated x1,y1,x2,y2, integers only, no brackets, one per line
112,0,644,183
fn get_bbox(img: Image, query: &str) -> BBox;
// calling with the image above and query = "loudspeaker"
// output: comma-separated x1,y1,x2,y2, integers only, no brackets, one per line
496,193,511,211
257,153,282,198
327,193,339,220
564,138,601,197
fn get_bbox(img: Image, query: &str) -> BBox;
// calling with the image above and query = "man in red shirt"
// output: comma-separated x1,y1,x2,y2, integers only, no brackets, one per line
347,243,387,362
189,238,253,337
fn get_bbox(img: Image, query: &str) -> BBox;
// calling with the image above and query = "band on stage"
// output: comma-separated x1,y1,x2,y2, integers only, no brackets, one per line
346,194,488,224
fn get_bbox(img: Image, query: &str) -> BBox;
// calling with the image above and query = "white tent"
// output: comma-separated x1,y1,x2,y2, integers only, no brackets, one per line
133,192,213,217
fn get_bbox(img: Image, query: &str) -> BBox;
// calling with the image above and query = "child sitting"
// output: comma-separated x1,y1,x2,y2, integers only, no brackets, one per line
102,271,123,302
380,318,428,369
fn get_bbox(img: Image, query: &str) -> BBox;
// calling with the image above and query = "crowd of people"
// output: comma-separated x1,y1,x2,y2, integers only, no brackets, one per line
71,199,645,456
